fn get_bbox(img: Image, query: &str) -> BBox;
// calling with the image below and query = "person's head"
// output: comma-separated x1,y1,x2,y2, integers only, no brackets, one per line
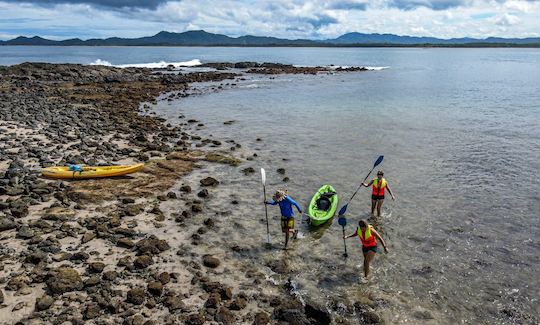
358,219,368,229
273,189,287,202
377,170,384,179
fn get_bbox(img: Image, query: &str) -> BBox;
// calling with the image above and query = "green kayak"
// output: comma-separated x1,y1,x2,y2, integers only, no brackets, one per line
308,185,338,226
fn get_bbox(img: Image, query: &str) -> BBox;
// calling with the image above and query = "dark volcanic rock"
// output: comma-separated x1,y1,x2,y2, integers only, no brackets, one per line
305,302,332,325
203,255,220,268
88,262,106,273
102,270,118,281
35,295,54,311
179,185,192,193
134,255,154,269
200,177,219,187
215,307,235,325
136,236,170,255
147,281,163,296
254,312,270,325
158,272,171,284
228,297,247,310
84,302,101,319
197,189,209,198
127,288,145,305
273,308,311,325
46,267,83,294
0,217,18,231
164,295,187,312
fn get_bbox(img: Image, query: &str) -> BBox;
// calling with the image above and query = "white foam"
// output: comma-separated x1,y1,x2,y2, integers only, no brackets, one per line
365,66,390,71
88,59,202,69
89,59,112,66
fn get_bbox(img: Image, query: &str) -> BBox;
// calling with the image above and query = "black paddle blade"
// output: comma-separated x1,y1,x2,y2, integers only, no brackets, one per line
374,155,384,167
338,204,348,216
338,216,347,227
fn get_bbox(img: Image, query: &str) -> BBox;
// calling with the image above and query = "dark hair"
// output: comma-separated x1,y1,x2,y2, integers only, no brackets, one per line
358,220,368,228
377,170,384,176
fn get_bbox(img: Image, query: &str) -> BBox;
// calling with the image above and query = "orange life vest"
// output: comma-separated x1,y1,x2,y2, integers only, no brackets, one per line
357,225,377,247
372,178,387,196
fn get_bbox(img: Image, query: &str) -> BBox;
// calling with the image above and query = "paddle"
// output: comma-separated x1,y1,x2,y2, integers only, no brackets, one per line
338,155,384,216
338,216,348,257
261,168,270,244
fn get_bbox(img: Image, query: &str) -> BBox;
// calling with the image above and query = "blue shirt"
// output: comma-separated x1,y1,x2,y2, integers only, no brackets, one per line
267,196,302,218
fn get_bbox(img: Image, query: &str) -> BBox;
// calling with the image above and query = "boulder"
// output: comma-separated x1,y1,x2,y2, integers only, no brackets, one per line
134,255,154,269
88,262,105,273
197,189,209,198
203,255,220,268
254,312,270,325
215,307,235,325
136,236,170,255
147,281,163,296
35,295,54,311
305,302,332,325
126,288,145,305
200,177,219,187
46,267,83,294
43,207,76,221
0,217,18,231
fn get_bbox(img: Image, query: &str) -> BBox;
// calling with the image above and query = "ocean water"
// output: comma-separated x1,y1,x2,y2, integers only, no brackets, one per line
3,46,540,323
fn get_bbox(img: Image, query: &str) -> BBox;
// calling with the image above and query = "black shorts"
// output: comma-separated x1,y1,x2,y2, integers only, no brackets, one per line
372,194,385,200
362,246,378,254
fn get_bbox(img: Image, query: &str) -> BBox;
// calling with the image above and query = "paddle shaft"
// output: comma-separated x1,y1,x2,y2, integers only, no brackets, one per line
262,183,270,243
342,226,348,257
346,166,376,203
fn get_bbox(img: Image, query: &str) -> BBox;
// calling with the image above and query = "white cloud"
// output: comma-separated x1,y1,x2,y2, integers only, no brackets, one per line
505,0,533,12
493,13,520,26
0,0,539,40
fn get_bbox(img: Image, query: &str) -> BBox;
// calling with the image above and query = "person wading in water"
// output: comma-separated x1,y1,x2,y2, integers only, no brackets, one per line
344,219,388,282
362,170,395,217
265,189,302,249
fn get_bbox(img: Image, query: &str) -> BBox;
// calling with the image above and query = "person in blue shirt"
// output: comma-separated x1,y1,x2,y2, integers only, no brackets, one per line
265,189,302,248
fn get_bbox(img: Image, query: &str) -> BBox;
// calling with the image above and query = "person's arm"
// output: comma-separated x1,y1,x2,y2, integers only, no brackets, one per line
287,196,303,214
343,228,358,239
265,200,278,205
372,229,388,253
386,184,395,200
362,180,374,187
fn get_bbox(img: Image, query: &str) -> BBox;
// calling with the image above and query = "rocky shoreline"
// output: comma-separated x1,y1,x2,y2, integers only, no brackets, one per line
0,62,373,324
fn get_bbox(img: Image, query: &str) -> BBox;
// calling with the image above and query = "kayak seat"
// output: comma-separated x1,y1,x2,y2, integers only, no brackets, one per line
315,191,336,211
316,197,331,211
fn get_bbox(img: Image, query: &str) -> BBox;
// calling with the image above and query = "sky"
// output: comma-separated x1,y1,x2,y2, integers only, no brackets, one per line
0,0,539,40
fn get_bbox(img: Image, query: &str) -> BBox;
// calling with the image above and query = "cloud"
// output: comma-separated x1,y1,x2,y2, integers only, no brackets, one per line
0,0,169,9
327,1,368,10
0,0,539,40
504,0,532,12
386,0,470,10
494,12,520,25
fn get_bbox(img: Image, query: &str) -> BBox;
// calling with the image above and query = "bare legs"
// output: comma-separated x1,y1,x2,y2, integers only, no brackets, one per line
371,199,384,217
283,225,296,249
363,250,376,278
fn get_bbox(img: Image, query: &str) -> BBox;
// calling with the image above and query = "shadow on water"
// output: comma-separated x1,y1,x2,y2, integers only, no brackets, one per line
304,216,335,240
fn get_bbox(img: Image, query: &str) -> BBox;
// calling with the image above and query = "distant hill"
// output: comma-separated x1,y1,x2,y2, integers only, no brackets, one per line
1,30,539,47
332,32,540,45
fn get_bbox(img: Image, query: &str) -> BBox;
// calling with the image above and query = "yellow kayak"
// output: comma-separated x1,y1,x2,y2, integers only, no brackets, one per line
41,163,144,179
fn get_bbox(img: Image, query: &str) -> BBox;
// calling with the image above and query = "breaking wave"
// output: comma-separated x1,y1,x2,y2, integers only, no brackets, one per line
89,59,202,68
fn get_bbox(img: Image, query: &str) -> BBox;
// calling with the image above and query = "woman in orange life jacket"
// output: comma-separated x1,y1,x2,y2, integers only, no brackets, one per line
362,170,395,217
344,219,388,280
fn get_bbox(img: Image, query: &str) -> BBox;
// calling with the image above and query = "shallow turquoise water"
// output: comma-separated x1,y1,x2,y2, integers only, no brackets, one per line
152,48,539,324
3,46,540,323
